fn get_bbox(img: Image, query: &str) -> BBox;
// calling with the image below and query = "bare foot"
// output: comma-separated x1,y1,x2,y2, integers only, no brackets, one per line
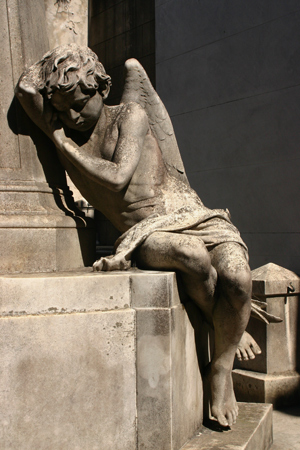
236,331,261,361
205,363,238,427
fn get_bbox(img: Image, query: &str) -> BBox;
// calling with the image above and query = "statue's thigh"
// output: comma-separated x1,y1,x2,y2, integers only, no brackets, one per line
135,231,208,271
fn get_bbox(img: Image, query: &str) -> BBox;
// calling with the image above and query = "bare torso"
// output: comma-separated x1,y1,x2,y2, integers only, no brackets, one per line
60,103,206,233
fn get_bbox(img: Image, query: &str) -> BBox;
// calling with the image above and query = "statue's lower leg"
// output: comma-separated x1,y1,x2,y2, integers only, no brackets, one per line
136,235,252,427
203,242,252,427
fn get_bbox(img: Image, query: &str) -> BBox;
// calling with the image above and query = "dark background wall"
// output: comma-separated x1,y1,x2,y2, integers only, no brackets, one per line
89,0,155,104
89,0,300,273
156,0,300,272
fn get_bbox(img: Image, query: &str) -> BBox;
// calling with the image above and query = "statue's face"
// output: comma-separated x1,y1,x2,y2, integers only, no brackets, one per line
51,85,102,131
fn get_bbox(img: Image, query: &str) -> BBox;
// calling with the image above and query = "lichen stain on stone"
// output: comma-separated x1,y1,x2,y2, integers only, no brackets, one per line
138,335,170,389
45,0,87,49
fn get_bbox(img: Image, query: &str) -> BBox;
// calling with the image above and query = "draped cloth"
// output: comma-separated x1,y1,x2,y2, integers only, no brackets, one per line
95,206,282,324
108,205,248,270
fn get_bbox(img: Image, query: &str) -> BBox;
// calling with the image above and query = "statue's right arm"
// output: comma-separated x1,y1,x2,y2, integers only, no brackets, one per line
54,103,149,192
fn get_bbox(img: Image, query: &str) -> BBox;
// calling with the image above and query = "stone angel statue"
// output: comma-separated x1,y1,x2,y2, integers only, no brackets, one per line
15,44,280,428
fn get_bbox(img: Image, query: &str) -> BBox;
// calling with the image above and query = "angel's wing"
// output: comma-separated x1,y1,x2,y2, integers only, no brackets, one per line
121,59,189,186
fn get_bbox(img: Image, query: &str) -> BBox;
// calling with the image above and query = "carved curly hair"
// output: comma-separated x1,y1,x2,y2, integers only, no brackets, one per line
30,43,111,98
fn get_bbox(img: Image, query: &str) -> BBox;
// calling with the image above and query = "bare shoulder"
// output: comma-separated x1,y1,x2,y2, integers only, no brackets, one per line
121,101,146,115
118,101,149,135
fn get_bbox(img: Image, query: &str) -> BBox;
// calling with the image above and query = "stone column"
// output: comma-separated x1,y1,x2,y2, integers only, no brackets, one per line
0,0,94,273
44,0,88,50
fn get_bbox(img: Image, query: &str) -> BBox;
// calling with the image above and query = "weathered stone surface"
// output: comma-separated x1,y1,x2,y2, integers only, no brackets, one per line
237,263,299,374
0,310,136,450
0,0,95,273
131,271,180,308
0,0,20,169
0,225,95,274
44,0,88,49
234,263,300,407
0,270,131,315
252,263,300,296
133,270,203,450
170,304,203,450
0,270,202,450
181,403,273,450
233,370,300,408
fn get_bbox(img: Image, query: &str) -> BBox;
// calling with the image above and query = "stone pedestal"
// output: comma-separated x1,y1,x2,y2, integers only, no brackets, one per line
0,270,202,450
233,263,300,407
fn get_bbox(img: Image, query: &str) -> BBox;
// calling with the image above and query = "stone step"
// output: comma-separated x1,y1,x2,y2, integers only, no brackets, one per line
180,403,273,450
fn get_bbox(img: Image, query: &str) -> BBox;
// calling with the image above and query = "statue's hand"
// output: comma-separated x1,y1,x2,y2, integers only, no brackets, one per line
93,254,131,272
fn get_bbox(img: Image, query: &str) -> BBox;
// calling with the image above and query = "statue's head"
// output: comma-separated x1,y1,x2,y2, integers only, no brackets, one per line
37,44,111,131
38,43,111,100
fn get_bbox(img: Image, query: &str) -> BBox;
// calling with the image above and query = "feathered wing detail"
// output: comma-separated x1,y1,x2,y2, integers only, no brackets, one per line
121,58,189,185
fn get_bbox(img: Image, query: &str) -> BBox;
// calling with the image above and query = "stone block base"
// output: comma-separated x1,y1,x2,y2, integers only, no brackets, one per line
181,403,273,450
0,216,95,273
233,369,300,408
0,269,202,450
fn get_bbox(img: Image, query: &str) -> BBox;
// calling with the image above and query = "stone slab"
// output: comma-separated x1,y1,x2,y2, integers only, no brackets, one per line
136,304,202,450
133,270,203,450
0,270,131,314
0,226,95,274
0,310,137,450
233,369,300,408
181,403,273,450
0,270,203,450
131,270,180,308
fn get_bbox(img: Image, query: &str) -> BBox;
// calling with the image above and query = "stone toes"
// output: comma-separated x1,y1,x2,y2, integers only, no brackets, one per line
247,347,255,359
240,348,248,360
236,349,242,360
252,342,262,354
231,408,237,424
211,408,229,427
226,410,234,426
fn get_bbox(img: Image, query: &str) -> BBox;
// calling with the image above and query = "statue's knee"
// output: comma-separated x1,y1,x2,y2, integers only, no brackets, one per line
222,266,252,304
175,239,211,277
